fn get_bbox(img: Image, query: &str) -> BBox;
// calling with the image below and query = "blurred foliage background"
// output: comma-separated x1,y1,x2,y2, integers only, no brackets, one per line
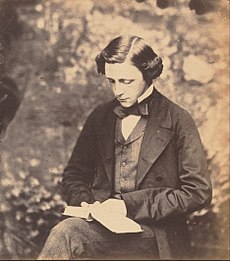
0,0,229,259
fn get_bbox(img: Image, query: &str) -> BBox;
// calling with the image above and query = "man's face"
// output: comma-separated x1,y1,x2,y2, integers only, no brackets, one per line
105,61,147,107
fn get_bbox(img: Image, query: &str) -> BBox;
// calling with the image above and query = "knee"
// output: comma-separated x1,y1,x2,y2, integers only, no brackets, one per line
50,217,83,237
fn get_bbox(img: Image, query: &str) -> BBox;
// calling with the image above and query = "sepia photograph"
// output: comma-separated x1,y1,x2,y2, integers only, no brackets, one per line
0,0,229,260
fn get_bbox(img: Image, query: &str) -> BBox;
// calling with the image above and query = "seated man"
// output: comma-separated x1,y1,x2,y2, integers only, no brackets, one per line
38,35,212,260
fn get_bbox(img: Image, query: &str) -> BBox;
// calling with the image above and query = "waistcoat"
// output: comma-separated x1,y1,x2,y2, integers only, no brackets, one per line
113,117,147,196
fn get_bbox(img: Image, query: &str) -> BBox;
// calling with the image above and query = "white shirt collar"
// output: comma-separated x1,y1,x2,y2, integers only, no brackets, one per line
137,83,154,104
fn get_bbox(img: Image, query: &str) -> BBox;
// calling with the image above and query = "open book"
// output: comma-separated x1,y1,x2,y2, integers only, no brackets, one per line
63,204,143,234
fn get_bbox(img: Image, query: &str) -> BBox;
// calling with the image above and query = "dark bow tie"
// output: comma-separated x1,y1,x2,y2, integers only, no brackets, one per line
113,102,149,119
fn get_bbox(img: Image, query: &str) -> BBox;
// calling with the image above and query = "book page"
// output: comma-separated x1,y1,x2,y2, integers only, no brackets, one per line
92,208,143,234
63,206,89,219
62,205,143,234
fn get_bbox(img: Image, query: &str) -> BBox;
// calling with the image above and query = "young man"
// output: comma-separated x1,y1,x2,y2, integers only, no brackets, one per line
38,35,212,260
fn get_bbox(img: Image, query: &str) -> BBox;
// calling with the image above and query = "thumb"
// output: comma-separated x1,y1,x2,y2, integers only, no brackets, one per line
81,202,89,208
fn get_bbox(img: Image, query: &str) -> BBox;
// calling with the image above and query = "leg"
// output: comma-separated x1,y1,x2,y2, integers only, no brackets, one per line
37,217,119,260
38,218,159,260
109,224,159,260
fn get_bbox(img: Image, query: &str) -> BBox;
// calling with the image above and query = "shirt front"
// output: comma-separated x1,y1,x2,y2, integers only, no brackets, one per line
121,84,154,139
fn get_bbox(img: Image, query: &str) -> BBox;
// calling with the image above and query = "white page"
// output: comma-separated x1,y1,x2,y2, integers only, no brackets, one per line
63,206,89,219
92,208,143,234
62,206,143,234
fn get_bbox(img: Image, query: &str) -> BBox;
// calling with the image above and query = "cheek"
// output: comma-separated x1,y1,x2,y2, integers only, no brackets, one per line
125,86,136,96
132,83,146,96
122,86,135,96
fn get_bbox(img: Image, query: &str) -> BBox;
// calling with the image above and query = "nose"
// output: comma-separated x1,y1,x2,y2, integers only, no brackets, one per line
113,83,124,97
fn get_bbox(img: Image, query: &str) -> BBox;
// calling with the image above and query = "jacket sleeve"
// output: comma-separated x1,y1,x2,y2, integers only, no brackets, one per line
62,111,98,206
121,110,212,222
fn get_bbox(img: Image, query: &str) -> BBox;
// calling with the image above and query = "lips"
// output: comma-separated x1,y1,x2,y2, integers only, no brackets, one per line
117,98,128,102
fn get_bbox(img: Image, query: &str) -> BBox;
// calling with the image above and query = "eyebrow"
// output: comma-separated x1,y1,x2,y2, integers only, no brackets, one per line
106,77,135,82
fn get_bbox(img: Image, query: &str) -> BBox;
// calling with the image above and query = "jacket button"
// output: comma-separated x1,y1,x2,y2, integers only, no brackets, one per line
156,176,163,181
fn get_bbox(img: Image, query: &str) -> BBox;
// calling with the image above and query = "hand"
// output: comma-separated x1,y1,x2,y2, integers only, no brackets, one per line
100,198,127,216
80,201,91,221
81,201,101,209
80,201,101,221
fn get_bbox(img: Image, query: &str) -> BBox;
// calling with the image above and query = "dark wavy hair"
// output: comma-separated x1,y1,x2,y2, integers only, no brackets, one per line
95,35,163,86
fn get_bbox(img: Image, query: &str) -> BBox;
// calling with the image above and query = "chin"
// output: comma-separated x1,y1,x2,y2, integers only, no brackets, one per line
119,100,135,107
120,103,132,108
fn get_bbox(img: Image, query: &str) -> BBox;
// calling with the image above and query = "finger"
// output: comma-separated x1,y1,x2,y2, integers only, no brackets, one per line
93,201,100,206
81,202,88,208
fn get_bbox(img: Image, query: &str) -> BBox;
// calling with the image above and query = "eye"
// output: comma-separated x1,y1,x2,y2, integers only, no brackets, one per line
107,78,115,85
120,79,134,85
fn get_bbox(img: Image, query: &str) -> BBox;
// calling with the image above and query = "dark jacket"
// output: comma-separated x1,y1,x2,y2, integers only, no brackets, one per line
62,89,212,259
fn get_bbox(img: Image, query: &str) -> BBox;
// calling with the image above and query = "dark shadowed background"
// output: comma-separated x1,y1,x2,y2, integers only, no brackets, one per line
0,0,229,259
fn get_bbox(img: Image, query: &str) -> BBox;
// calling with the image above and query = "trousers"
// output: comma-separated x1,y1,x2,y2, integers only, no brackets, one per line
38,217,159,260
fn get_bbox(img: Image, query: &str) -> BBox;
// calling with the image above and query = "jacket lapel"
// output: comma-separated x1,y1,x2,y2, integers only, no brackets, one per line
136,90,174,188
97,101,117,187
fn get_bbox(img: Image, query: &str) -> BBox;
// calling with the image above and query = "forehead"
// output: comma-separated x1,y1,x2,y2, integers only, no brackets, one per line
105,61,141,79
